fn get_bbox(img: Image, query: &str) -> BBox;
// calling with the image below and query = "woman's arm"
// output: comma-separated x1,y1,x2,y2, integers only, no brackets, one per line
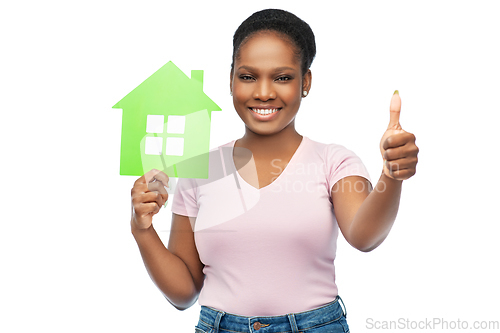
332,174,402,252
132,216,202,311
333,91,418,252
130,170,204,311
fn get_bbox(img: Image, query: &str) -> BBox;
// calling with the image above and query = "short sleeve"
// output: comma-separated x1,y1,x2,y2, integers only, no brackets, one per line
171,177,199,217
325,144,372,194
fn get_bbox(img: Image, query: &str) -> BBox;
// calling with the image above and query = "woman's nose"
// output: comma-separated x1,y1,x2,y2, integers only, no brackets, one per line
253,81,276,101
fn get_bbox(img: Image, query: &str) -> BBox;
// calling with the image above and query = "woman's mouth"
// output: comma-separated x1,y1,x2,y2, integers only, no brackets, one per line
250,107,281,115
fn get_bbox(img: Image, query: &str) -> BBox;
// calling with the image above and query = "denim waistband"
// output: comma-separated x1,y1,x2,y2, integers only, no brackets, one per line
198,296,347,333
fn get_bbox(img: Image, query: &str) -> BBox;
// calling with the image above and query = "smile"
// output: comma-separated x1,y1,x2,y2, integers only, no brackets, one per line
250,108,281,115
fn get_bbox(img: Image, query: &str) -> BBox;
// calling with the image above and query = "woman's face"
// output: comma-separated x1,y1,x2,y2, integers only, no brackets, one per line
230,31,311,137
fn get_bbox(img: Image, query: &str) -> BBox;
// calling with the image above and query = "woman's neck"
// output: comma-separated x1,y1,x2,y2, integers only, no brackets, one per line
236,125,303,159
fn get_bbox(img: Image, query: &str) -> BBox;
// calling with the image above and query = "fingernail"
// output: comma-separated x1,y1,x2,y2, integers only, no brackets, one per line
164,201,168,208
393,90,399,95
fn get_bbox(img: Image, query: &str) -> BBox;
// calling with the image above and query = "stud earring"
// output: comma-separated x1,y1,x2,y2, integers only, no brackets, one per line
302,91,308,97
230,91,233,96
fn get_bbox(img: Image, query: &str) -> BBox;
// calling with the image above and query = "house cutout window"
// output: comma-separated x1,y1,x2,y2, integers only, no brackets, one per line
166,115,185,134
145,115,186,156
165,137,184,156
146,115,164,133
145,137,163,155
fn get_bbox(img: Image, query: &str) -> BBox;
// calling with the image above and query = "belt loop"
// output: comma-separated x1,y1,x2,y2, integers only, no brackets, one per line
213,309,225,332
337,295,347,318
287,313,300,333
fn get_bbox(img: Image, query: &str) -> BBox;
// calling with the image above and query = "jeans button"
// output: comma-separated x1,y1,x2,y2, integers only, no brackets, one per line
253,322,262,330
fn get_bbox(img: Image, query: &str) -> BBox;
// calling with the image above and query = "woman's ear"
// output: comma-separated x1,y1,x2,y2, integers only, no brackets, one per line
302,69,312,96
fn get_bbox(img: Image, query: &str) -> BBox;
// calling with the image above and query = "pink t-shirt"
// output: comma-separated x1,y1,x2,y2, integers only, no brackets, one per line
171,136,371,316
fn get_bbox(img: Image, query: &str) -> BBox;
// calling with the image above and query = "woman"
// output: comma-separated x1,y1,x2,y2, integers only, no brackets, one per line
130,9,418,333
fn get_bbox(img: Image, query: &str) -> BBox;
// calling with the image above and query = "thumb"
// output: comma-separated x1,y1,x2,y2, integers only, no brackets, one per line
388,90,402,130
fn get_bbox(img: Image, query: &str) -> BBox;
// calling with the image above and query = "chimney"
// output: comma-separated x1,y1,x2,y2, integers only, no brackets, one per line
191,70,204,90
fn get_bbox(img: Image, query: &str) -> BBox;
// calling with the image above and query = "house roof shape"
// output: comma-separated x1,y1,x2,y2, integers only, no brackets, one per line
112,61,221,117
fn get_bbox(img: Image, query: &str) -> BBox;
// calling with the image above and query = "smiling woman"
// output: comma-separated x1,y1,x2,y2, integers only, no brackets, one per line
129,8,418,333
230,31,311,137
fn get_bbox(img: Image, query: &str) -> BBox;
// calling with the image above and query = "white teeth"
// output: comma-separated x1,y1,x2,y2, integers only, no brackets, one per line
252,108,279,115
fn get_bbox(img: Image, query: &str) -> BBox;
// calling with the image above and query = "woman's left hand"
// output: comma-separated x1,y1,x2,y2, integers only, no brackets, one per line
379,91,419,180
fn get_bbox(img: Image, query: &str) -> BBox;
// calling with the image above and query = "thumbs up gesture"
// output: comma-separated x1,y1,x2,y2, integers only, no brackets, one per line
379,91,419,180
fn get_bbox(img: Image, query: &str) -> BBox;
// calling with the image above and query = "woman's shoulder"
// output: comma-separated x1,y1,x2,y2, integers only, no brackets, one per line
303,136,354,157
303,137,371,183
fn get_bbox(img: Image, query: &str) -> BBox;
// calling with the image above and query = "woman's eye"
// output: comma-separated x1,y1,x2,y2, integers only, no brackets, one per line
276,76,291,82
240,75,254,81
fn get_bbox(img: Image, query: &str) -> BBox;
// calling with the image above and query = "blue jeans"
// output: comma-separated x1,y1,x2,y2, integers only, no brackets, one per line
194,296,349,333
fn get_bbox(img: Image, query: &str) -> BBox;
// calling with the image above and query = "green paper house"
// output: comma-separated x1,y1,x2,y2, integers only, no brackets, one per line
113,61,221,178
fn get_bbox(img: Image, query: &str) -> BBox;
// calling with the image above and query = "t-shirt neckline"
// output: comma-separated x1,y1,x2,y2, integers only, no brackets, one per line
229,136,309,191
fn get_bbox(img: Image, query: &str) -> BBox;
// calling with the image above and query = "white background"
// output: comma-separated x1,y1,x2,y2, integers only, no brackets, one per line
1,0,499,332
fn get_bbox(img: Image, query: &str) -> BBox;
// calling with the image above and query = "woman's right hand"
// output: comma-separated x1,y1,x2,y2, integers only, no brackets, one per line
131,169,170,230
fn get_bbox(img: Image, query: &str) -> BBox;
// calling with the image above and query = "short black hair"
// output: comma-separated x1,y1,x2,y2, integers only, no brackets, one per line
231,9,316,76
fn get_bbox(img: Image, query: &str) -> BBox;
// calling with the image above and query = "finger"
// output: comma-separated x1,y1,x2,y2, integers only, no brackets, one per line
133,168,162,190
382,132,416,150
383,143,418,161
133,169,170,194
147,181,169,205
144,169,163,184
133,174,147,188
386,167,416,180
137,202,160,217
147,178,169,194
388,90,402,130
132,191,160,206
140,191,164,203
146,169,170,197
134,192,165,212
150,170,170,188
385,157,417,171
384,146,405,161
